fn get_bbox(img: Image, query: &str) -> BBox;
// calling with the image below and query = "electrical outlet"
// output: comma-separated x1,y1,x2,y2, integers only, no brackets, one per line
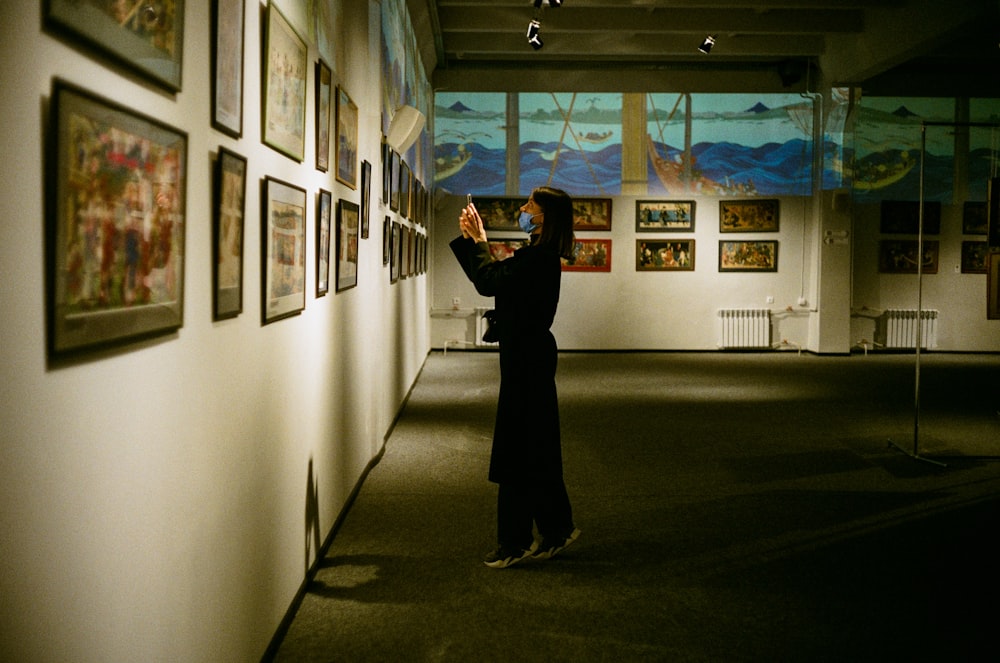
451,297,461,309
765,295,774,304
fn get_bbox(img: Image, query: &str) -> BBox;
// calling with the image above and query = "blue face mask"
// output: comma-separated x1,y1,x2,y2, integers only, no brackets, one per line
518,211,541,234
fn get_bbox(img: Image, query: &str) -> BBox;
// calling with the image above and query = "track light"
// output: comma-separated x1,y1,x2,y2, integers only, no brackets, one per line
698,34,716,54
527,19,543,50
534,0,562,7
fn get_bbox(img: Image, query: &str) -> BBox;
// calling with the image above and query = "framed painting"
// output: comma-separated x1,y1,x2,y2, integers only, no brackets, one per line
336,199,360,292
719,240,779,272
989,178,1000,250
961,241,988,274
636,239,695,271
563,239,612,272
573,198,612,231
877,240,939,274
720,199,779,233
399,161,411,219
636,200,695,232
488,239,529,261
382,215,392,265
360,160,372,238
962,201,988,235
988,252,1000,320
315,59,332,172
477,197,523,231
211,0,245,137
335,86,359,188
213,147,247,320
389,150,400,212
390,221,401,283
316,189,332,296
261,177,307,324
879,200,941,235
262,4,307,161
45,0,184,92
47,80,187,357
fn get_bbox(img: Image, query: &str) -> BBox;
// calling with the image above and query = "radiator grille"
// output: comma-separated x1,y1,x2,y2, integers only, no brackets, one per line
718,309,772,349
878,309,938,349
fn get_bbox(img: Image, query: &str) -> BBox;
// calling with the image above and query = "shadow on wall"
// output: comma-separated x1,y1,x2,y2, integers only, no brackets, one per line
305,458,322,573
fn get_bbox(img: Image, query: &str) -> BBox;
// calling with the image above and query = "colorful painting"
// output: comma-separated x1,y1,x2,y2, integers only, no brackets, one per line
720,199,779,233
263,4,307,161
636,240,695,271
719,241,778,272
573,198,612,231
336,86,359,188
336,199,359,291
262,177,306,323
563,239,611,272
636,200,695,232
48,81,187,356
213,147,246,320
488,239,529,261
475,197,523,231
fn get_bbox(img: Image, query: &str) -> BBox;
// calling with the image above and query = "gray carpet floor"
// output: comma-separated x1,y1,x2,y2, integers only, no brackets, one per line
269,351,1000,662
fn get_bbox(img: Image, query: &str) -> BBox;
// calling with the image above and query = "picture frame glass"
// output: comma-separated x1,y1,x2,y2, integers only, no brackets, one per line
214,147,246,320
563,239,612,272
637,239,695,271
211,0,244,136
336,200,360,291
719,240,779,272
720,199,780,233
46,0,185,91
263,5,307,161
262,177,307,323
636,200,695,232
316,189,332,296
336,87,359,188
49,81,187,356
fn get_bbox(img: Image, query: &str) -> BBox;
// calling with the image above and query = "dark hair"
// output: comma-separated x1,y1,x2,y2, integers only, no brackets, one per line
532,186,575,259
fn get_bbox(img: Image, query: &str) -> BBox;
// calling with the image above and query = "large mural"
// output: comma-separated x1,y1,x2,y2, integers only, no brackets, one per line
434,91,1000,203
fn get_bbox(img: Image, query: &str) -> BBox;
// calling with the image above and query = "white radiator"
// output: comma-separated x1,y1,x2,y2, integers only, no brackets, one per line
475,306,498,347
879,309,938,349
718,309,772,349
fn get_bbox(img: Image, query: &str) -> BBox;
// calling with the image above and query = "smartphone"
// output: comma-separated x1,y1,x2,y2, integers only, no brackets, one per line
466,193,473,207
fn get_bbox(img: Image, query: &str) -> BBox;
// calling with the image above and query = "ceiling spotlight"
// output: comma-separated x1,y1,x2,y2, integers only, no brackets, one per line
698,34,716,54
527,19,543,50
534,0,562,7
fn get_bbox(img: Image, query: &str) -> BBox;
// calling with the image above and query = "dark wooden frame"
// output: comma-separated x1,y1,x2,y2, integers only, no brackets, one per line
261,176,307,324
210,0,245,137
636,200,696,233
213,147,247,320
718,240,779,272
636,239,696,271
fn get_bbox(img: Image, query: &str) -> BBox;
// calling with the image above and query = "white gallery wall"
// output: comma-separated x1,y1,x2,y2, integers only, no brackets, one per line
0,1,429,661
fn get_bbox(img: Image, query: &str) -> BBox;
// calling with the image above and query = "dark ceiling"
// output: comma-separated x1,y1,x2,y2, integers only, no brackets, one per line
406,0,1000,96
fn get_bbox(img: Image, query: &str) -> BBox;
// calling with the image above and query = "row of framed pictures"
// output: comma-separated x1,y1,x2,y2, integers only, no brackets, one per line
475,197,781,234
486,238,780,273
384,218,428,283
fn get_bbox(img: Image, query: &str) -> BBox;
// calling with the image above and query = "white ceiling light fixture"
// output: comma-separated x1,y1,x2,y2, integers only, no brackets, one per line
527,19,543,50
698,34,717,54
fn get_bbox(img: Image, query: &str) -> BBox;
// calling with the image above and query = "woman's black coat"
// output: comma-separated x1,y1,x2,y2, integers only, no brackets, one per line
450,236,564,485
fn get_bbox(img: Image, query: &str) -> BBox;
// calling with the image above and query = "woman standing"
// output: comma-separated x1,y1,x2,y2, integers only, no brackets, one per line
450,187,581,569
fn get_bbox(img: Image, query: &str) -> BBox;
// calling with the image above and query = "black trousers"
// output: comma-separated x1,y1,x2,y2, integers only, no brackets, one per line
497,479,574,550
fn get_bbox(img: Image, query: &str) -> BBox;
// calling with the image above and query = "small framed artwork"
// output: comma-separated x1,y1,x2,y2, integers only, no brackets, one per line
390,221,401,283
381,139,392,204
636,200,696,232
335,86,359,188
636,239,695,271
989,178,1000,250
316,189,332,296
960,241,988,274
382,216,392,265
488,239,529,261
877,240,939,274
389,150,400,212
262,4,307,161
720,199,780,233
573,198,612,231
360,160,372,239
45,0,185,92
879,200,941,234
315,59,332,172
399,161,411,219
719,240,779,272
336,199,360,292
211,0,245,137
213,147,247,320
962,201,988,235
48,80,187,357
563,239,612,272
477,197,523,231
262,177,307,324
988,252,1000,319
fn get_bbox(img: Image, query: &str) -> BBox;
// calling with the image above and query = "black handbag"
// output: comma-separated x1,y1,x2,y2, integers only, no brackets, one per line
481,309,500,343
